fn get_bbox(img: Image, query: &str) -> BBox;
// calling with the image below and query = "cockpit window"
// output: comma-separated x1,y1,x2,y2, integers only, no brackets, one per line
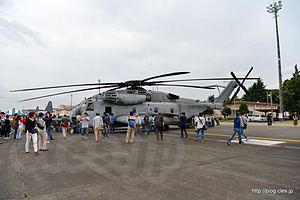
86,103,94,111
80,103,86,108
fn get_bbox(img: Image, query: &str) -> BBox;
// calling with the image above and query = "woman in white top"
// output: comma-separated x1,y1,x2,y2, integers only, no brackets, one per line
194,113,205,141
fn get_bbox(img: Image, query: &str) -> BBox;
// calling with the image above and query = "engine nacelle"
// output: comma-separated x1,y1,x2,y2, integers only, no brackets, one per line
104,92,147,105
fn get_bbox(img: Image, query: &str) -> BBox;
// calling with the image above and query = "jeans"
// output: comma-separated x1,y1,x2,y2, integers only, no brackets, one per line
181,126,187,137
14,128,17,138
216,120,220,126
81,127,89,136
103,126,108,137
110,123,115,133
150,125,156,133
16,128,22,139
76,123,81,135
240,127,247,139
229,127,242,144
144,124,150,134
195,128,204,140
47,129,53,140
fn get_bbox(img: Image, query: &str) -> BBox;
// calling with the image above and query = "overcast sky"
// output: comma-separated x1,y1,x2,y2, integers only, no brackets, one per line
1,0,299,112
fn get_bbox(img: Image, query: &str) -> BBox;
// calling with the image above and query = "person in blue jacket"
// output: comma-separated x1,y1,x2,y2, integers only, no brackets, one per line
180,112,188,138
227,112,243,146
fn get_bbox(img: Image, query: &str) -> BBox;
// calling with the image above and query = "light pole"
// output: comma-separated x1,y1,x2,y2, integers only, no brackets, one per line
267,1,284,121
98,79,101,94
71,94,73,108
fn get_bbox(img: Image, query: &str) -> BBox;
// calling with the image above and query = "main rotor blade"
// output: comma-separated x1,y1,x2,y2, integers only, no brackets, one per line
142,71,190,82
19,85,116,102
148,77,259,84
10,82,119,92
155,84,214,89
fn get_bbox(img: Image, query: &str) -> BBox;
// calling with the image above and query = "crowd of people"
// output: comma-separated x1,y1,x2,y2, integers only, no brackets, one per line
0,111,56,153
1,110,298,149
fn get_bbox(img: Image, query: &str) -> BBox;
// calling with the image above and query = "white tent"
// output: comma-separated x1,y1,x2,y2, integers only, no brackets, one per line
5,108,22,115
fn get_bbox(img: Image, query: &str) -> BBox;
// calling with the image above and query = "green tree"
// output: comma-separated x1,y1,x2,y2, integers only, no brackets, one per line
238,102,250,113
203,109,214,115
222,107,231,119
242,78,267,103
207,95,216,103
283,67,300,114
293,64,299,77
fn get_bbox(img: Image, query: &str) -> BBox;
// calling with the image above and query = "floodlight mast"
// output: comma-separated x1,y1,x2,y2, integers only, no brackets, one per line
267,1,284,121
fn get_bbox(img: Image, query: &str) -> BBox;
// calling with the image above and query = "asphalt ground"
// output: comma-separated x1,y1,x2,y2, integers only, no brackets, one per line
0,122,299,200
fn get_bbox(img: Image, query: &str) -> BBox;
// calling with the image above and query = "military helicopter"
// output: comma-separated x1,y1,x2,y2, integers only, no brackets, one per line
11,68,256,130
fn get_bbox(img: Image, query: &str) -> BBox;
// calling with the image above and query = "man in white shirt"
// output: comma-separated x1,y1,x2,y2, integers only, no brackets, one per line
93,113,103,142
81,113,89,141
195,113,205,141
135,114,142,136
125,111,136,143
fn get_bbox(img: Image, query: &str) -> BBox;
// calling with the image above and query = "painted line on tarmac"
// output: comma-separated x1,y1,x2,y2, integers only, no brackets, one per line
169,130,300,143
165,131,300,149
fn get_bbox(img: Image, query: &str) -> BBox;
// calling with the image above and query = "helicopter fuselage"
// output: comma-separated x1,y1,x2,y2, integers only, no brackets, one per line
69,81,236,129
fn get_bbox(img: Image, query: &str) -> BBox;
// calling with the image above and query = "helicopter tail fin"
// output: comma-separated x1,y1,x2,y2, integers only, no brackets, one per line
214,81,238,105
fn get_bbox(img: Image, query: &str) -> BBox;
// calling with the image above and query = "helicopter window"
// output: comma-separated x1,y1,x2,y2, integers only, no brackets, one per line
80,103,86,108
132,107,136,113
86,103,94,111
170,108,174,113
154,107,158,113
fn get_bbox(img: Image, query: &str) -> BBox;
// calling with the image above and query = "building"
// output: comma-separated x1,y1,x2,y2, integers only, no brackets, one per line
214,101,281,119
55,105,76,116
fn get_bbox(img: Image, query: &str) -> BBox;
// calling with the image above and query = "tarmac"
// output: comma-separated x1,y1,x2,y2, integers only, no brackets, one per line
0,122,299,200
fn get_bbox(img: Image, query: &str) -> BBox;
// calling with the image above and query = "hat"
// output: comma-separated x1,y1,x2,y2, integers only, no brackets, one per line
236,112,241,116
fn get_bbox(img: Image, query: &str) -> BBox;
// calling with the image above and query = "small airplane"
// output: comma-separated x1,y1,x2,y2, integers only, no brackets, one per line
11,68,257,130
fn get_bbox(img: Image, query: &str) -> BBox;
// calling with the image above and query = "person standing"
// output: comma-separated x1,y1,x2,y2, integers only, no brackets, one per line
195,113,205,141
38,113,48,151
0,112,6,138
143,113,150,135
125,111,136,143
215,114,220,126
149,115,155,134
293,113,298,127
81,113,89,140
110,113,115,133
25,112,39,155
227,112,243,146
4,115,11,139
154,112,164,141
76,113,82,135
93,113,103,142
16,115,25,140
240,111,249,141
180,112,188,138
103,114,110,138
11,113,18,139
61,115,69,139
135,114,142,136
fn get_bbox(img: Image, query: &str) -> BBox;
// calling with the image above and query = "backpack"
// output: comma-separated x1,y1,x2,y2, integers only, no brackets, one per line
111,116,115,122
62,121,67,127
12,120,19,129
149,118,153,124
128,117,136,128
154,115,163,127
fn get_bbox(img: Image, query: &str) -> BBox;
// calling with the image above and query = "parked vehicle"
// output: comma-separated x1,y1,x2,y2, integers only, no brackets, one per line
247,114,268,122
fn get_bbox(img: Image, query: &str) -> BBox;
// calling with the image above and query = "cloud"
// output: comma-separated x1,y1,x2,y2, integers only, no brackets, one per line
0,18,47,47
